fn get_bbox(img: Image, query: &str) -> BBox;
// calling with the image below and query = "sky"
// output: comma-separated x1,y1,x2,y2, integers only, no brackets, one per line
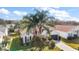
0,7,79,22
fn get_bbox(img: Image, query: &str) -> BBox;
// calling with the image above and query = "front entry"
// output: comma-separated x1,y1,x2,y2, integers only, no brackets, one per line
51,35,61,41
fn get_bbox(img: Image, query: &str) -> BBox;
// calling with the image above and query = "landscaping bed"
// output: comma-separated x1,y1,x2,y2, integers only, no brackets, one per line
10,36,61,51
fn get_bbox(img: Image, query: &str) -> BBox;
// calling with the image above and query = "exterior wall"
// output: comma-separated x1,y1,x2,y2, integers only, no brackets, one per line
0,36,3,43
71,26,79,37
77,31,79,37
56,30,79,39
0,32,5,43
51,30,68,39
56,30,68,39
21,33,33,44
76,26,79,37
74,30,79,37
22,35,26,44
52,26,79,39
41,30,48,36
5,28,8,36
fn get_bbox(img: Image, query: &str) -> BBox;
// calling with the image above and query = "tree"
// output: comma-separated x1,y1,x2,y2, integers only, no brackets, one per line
22,9,55,36
20,9,56,50
48,40,55,49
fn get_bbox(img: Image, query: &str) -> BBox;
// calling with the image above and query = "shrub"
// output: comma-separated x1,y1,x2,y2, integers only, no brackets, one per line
30,36,45,50
31,36,44,47
48,37,52,41
49,40,55,49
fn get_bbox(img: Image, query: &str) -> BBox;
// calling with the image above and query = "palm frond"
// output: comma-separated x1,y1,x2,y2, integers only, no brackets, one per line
23,15,33,22
27,23,36,32
42,25,50,35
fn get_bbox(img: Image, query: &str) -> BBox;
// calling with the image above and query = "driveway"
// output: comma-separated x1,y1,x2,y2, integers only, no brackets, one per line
55,41,77,51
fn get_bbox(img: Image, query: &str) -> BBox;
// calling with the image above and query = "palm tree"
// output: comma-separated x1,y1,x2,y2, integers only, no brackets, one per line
22,9,55,36
19,9,56,50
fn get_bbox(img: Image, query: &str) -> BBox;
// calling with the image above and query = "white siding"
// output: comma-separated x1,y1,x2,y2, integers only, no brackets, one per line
5,28,8,36
0,32,4,43
21,32,33,44
51,30,68,39
51,30,59,35
0,36,3,43
72,26,79,37
57,30,68,39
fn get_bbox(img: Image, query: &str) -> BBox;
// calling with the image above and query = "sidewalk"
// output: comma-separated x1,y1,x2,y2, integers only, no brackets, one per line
55,41,77,51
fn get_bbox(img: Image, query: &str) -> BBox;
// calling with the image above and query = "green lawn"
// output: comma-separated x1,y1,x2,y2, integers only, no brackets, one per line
10,37,31,51
61,38,79,50
10,37,21,51
10,37,61,51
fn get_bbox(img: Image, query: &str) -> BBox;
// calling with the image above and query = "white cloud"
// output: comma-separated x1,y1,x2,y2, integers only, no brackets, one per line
0,8,10,14
55,14,79,22
47,8,70,17
39,7,51,11
68,17,79,22
40,7,79,22
13,11,27,16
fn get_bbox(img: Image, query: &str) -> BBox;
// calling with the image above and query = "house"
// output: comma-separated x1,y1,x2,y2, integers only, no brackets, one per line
51,25,79,39
20,24,79,42
0,25,9,43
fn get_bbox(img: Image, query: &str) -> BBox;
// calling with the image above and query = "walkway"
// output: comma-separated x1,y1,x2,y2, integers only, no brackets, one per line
55,41,77,51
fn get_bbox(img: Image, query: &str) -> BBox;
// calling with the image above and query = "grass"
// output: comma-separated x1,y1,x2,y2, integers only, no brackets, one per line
9,36,30,51
10,37,21,51
61,37,79,50
52,46,62,51
42,46,61,51
66,43,79,50
10,36,61,51
10,36,39,51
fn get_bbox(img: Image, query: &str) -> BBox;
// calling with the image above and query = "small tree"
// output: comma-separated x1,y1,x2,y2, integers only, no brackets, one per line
49,40,55,49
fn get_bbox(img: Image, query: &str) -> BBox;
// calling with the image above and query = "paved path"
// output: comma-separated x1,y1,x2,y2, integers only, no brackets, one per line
55,41,77,51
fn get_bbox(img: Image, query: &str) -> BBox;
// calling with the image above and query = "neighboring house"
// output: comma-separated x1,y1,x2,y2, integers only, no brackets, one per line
51,25,79,39
6,24,15,28
0,25,9,43
6,24,15,32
